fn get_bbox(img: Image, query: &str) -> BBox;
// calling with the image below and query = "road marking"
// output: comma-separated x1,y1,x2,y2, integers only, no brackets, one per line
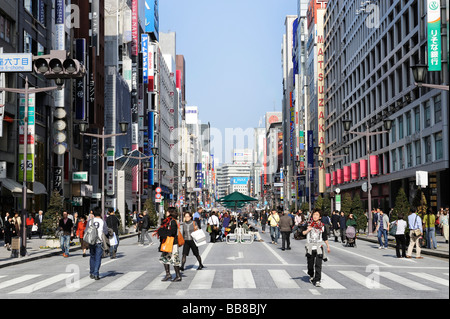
332,245,391,267
261,242,288,265
233,269,256,289
408,272,449,287
9,274,71,294
379,272,436,291
268,269,300,289
54,275,96,293
143,272,172,290
188,270,216,289
301,270,346,289
309,289,321,295
339,271,391,290
0,274,41,290
99,271,146,291
191,243,214,270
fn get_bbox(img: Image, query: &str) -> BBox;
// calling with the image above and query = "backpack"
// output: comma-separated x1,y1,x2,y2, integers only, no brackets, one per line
83,221,99,245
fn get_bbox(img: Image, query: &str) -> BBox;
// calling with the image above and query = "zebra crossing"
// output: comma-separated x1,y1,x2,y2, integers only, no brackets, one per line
0,267,448,295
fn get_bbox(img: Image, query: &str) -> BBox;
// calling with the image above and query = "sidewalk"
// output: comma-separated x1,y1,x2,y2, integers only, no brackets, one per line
356,232,449,259
0,229,142,269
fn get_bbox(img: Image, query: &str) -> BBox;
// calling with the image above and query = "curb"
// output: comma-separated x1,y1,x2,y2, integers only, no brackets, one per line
0,232,140,269
356,235,449,259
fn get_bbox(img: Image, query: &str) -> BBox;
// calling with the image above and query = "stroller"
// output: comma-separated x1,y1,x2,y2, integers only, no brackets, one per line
345,226,357,247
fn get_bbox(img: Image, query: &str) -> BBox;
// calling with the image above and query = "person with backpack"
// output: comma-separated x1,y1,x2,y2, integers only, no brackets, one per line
86,207,108,280
106,209,121,258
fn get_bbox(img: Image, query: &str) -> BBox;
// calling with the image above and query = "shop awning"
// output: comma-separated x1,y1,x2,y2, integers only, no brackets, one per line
0,178,34,197
33,181,47,195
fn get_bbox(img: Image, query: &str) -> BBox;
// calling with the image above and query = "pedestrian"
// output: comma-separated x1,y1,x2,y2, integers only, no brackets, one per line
136,212,143,242
207,211,220,243
35,210,44,239
376,209,389,249
302,210,331,288
76,215,88,257
331,210,340,242
260,210,268,233
88,207,109,280
392,213,407,258
180,211,204,271
268,210,280,244
439,208,449,243
26,213,34,239
193,207,202,230
338,211,346,244
3,216,15,251
221,212,231,241
423,208,437,249
107,209,121,258
58,211,74,257
279,211,293,250
139,210,154,247
154,207,182,282
406,208,423,259
322,211,332,237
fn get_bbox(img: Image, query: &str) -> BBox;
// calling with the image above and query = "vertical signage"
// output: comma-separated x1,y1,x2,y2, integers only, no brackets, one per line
144,0,159,41
75,39,86,120
317,7,326,193
289,92,295,160
427,0,441,71
18,93,35,182
131,0,139,57
106,148,115,196
148,111,155,185
141,34,148,85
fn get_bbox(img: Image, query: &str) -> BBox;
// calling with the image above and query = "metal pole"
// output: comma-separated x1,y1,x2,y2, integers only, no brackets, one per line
367,124,373,236
20,77,29,257
101,127,105,219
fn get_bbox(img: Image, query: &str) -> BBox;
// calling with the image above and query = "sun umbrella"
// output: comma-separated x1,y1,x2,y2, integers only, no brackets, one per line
217,191,258,211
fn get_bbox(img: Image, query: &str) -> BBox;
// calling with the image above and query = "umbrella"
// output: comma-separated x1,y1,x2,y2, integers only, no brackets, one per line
217,191,258,211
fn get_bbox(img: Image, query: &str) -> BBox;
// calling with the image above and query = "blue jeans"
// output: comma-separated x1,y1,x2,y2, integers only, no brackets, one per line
60,235,71,255
270,226,280,243
89,243,103,277
426,227,437,249
377,229,388,248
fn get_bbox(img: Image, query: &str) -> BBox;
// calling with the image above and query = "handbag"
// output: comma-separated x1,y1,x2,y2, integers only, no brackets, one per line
177,222,185,247
161,236,174,253
413,214,421,236
389,221,398,236
206,224,212,233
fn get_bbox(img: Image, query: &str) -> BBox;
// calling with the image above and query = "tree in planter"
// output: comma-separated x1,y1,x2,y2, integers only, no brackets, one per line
351,193,366,233
393,187,410,221
42,190,64,237
340,193,352,214
412,188,427,218
143,197,158,227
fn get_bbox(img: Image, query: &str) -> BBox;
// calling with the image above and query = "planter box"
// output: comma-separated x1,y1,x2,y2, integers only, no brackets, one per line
45,238,60,248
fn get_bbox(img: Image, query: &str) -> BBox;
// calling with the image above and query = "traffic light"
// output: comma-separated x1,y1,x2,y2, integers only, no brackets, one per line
33,50,85,79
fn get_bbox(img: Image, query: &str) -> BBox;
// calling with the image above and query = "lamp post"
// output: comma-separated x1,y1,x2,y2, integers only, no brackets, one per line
342,118,392,236
79,121,128,218
0,76,59,257
411,64,449,90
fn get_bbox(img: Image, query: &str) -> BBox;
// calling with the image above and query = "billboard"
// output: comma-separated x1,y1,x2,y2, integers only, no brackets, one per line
427,0,441,71
145,0,159,41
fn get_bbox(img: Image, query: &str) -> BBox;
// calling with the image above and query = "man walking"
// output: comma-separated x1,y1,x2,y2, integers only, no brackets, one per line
58,211,73,257
407,208,423,259
88,207,109,280
376,209,389,249
139,210,154,246
36,210,44,239
106,209,121,258
279,211,293,250
268,210,280,244
193,207,202,230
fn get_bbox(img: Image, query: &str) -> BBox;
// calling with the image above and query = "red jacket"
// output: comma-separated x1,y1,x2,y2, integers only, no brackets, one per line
26,217,34,226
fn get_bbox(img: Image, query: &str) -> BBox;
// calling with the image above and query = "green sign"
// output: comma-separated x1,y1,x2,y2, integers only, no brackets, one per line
427,0,441,71
72,171,88,182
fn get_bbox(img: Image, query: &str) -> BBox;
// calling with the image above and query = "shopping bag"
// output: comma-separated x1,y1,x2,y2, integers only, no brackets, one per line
191,229,206,246
161,236,174,252
176,222,184,246
109,233,118,246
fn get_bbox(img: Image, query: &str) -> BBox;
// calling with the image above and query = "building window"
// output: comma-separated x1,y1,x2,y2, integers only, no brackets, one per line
434,95,442,123
424,101,431,128
407,144,412,168
391,119,396,143
424,136,432,163
392,149,397,172
415,140,421,165
435,132,443,160
0,14,12,43
406,111,411,136
398,116,404,140
414,107,420,132
399,146,404,170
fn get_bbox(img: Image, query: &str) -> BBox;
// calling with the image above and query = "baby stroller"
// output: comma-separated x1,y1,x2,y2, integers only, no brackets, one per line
345,226,357,247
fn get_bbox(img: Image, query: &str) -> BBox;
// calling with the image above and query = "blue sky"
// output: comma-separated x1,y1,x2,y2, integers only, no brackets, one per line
159,0,298,162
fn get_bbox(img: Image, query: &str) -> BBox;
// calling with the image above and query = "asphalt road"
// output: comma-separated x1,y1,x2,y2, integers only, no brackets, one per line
0,225,448,300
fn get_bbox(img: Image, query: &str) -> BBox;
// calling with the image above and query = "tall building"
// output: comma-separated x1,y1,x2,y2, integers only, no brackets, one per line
324,0,449,210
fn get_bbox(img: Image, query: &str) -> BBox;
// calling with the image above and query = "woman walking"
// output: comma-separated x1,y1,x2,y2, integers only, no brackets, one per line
154,207,182,282
392,214,407,258
180,211,204,271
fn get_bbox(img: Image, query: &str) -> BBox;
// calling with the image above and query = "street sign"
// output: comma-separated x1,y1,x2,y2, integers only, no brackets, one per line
156,193,162,199
73,171,88,182
155,187,161,193
0,53,32,72
274,182,284,187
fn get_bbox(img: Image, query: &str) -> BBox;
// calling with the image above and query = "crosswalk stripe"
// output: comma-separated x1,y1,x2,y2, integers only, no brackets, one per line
233,269,256,289
444,273,449,276
339,271,391,290
379,272,436,291
188,270,216,289
99,271,146,291
9,274,71,294
408,272,449,287
54,274,105,293
143,272,172,290
302,270,346,289
0,274,41,290
268,269,299,289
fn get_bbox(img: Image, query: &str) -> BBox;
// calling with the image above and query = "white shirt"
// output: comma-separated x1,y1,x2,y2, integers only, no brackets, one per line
90,217,107,243
208,215,220,226
395,219,407,235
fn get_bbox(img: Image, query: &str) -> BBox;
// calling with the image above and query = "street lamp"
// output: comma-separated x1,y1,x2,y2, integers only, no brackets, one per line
410,64,449,91
342,117,392,236
79,121,129,217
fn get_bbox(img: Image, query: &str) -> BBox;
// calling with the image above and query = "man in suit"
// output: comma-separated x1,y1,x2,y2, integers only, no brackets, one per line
35,210,44,239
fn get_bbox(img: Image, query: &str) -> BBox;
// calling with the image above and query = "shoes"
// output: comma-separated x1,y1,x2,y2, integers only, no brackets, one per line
90,274,100,280
197,264,204,270
315,281,321,287
63,253,68,257
405,255,412,258
416,256,424,259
